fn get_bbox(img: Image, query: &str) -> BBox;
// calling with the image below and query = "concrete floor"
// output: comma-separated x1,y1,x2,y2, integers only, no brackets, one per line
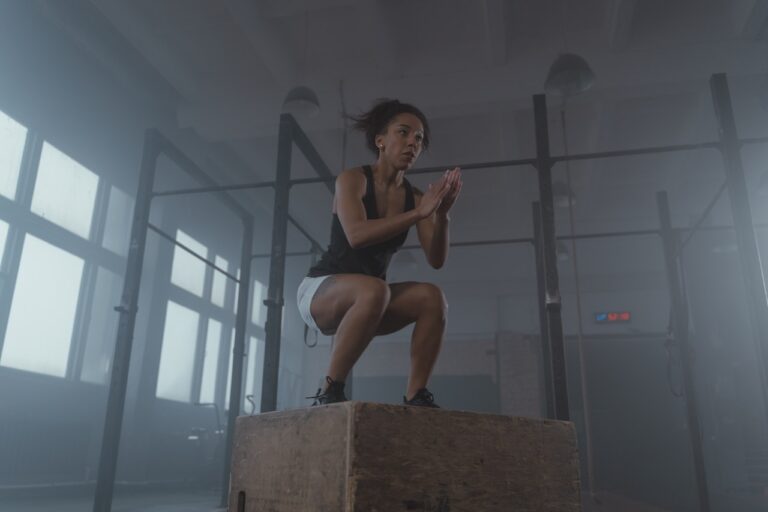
0,488,224,512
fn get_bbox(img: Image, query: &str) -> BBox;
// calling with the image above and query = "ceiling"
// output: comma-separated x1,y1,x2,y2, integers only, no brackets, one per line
29,0,768,292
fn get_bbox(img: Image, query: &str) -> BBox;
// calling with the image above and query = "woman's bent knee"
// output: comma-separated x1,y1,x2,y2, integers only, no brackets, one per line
419,283,447,318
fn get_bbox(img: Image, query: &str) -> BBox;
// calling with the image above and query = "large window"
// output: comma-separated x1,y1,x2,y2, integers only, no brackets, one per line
0,106,270,413
0,111,129,384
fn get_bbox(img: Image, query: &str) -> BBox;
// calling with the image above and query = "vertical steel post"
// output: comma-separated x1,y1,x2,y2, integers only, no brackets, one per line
533,94,570,421
220,215,254,508
92,130,159,512
656,191,711,512
261,114,293,412
532,201,556,419
710,73,768,408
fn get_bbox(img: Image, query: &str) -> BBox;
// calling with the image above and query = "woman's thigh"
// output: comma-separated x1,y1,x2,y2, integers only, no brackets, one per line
310,274,390,334
376,281,447,336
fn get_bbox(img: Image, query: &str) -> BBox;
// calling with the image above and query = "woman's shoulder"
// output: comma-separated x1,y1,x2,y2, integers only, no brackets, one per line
337,166,367,180
335,167,368,194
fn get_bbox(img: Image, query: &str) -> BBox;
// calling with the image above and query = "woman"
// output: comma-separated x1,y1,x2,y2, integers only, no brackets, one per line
296,99,462,407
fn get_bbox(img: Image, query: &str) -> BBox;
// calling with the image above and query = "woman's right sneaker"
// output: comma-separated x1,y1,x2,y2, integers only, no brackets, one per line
306,376,348,406
403,388,440,408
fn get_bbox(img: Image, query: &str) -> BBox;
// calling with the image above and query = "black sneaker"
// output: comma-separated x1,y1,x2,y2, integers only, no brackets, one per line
306,376,348,406
403,388,440,408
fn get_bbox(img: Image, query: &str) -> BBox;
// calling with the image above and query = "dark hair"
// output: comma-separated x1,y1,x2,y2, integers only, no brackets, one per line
349,99,431,154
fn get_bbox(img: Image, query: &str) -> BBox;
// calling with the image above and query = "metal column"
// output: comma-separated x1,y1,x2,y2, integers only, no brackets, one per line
710,73,768,407
533,94,570,421
220,215,254,507
532,201,556,419
261,114,293,413
92,131,159,512
656,191,711,512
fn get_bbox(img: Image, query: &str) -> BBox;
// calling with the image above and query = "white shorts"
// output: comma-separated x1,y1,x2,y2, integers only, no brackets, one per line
296,275,332,333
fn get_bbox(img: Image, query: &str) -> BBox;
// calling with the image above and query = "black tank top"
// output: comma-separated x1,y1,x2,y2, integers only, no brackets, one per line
308,165,415,280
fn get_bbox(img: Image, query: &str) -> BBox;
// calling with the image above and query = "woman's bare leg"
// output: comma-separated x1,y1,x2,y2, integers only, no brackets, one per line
376,282,447,400
310,274,391,387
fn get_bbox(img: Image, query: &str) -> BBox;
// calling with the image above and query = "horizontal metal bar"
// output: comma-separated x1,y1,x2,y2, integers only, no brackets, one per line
288,157,539,186
741,136,768,146
248,222,768,260
147,222,241,282
152,180,275,198
551,141,721,164
287,141,728,187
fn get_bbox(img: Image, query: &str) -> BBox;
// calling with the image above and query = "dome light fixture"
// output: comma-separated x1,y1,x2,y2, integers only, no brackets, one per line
282,86,320,118
544,53,596,97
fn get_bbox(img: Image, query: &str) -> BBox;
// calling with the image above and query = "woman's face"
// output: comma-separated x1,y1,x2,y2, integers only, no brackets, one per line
375,113,425,170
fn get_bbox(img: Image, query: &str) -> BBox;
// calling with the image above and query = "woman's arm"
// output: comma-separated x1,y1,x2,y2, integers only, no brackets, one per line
336,169,449,249
415,168,462,268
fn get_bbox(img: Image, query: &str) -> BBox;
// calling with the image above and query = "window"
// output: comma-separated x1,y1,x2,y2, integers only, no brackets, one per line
156,301,199,402
30,142,99,239
199,318,222,404
80,267,122,384
1,235,84,377
170,230,207,297
0,110,27,200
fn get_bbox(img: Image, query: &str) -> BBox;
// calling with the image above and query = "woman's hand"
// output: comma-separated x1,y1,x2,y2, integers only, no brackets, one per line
417,172,451,219
436,167,462,216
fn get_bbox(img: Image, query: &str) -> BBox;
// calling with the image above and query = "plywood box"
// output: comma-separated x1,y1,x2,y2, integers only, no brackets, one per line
229,401,580,511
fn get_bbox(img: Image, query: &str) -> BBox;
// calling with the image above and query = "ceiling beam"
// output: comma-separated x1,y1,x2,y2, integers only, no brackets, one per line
87,0,201,100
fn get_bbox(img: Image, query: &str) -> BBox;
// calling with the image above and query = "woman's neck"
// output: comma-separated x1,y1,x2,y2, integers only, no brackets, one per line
371,159,404,188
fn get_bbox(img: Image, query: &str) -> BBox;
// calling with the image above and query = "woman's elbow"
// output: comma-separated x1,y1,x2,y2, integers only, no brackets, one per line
428,257,445,269
346,231,365,249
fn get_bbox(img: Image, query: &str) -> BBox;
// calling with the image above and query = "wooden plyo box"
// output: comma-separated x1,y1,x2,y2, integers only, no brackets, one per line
229,402,580,512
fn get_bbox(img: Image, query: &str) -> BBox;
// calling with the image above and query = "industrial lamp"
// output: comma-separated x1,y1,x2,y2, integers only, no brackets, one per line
282,85,320,118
